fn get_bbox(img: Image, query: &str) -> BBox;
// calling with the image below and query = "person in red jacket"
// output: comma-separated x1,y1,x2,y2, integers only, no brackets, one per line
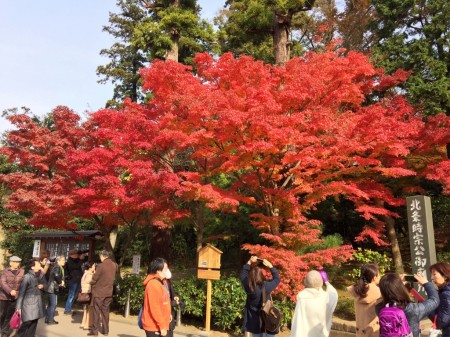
142,257,171,337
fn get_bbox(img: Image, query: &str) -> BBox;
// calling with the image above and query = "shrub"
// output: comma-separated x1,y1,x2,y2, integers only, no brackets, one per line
116,273,295,332
175,275,247,332
115,273,145,314
174,276,207,318
334,297,355,321
348,248,392,281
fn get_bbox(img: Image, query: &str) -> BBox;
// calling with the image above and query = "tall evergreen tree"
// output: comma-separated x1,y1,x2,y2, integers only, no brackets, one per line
97,0,216,105
371,0,450,120
133,0,217,64
97,0,149,105
216,0,321,65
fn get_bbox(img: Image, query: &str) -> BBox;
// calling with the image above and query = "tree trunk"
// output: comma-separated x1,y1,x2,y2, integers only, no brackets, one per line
102,229,117,263
273,14,291,66
149,225,171,261
164,34,179,62
164,0,179,62
196,202,204,254
109,225,118,249
385,215,404,273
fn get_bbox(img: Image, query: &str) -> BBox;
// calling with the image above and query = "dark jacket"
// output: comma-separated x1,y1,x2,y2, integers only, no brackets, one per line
16,270,46,322
91,258,118,298
46,264,64,294
240,264,280,334
0,267,24,301
167,278,180,331
429,284,450,337
65,256,85,285
403,282,439,337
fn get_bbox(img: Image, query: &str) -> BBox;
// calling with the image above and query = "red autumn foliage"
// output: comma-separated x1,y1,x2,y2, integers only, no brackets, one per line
139,51,450,298
2,49,450,299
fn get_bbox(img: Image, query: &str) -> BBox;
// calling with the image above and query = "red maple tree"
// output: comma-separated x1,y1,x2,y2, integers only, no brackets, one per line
1,105,186,256
139,50,450,298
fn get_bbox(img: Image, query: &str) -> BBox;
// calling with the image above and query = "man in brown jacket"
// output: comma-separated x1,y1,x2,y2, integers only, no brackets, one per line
87,250,118,337
0,256,25,337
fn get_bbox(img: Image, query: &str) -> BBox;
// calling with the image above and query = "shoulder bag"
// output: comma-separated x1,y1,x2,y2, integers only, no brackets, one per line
260,285,283,333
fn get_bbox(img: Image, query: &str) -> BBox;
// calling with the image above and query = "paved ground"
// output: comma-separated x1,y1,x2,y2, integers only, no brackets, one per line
22,306,216,337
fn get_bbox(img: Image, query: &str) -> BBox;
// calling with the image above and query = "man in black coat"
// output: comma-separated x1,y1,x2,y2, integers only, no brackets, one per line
45,255,66,324
64,249,87,314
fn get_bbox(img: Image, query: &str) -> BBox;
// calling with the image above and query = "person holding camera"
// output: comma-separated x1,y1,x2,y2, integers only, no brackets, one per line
45,255,66,325
290,270,338,337
347,263,382,337
429,263,450,337
64,249,88,315
376,272,439,337
39,250,52,278
241,256,280,337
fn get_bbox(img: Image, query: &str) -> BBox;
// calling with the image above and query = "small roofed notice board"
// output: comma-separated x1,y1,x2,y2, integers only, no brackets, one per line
197,244,223,332
197,244,222,280
406,195,437,294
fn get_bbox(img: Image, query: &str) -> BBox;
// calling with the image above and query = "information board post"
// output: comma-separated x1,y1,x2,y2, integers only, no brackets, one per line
125,255,141,318
197,244,222,332
406,195,437,295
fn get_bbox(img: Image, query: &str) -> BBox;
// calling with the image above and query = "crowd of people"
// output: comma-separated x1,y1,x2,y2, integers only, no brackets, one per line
240,258,450,337
0,249,118,337
2,249,450,337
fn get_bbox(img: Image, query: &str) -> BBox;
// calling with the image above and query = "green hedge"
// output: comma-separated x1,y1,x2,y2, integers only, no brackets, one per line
115,274,295,332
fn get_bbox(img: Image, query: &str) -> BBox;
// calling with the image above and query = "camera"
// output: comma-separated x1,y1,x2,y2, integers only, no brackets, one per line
404,275,416,282
256,258,264,263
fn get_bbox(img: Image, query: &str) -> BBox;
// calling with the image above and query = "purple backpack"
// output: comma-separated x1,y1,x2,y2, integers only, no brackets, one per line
379,304,412,337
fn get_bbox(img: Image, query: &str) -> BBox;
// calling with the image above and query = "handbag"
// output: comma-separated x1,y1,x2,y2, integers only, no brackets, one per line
260,286,283,333
77,291,91,304
10,310,21,329
430,315,442,337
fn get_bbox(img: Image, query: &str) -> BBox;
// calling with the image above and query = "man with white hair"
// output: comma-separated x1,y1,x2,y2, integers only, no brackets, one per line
290,270,338,337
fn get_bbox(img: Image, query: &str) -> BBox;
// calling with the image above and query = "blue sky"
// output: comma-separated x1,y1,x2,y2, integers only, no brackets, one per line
0,1,225,133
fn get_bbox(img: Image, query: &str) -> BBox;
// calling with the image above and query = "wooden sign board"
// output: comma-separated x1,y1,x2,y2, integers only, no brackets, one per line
198,244,222,269
197,268,220,280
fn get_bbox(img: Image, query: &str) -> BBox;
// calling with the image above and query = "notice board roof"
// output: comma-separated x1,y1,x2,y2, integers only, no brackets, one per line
28,230,102,239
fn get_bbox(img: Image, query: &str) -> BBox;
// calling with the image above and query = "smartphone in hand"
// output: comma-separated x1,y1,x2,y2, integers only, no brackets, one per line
404,275,416,282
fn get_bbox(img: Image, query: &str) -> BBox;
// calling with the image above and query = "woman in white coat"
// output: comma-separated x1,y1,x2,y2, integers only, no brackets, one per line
290,270,338,337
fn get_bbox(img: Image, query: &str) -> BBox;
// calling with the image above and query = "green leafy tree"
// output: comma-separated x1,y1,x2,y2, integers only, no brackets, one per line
133,0,217,64
0,155,33,261
216,0,320,65
371,0,450,120
97,0,149,105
